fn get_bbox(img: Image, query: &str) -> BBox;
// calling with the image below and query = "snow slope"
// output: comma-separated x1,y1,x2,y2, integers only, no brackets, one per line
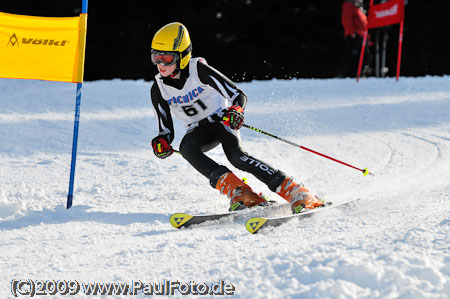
1,76,449,298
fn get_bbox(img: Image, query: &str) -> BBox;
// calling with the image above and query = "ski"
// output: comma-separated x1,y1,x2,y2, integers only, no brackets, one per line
169,201,288,229
245,198,361,234
169,211,238,229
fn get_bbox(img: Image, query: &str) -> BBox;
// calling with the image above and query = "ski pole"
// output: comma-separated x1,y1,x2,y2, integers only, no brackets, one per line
242,123,373,176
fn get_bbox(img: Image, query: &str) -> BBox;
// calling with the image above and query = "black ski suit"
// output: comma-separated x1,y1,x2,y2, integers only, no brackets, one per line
151,58,286,190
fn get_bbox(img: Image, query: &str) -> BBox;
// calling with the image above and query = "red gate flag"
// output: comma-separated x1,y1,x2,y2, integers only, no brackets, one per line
368,0,405,29
357,0,405,81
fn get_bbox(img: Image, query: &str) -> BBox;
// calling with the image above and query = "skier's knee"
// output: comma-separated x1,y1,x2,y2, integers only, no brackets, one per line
179,138,197,159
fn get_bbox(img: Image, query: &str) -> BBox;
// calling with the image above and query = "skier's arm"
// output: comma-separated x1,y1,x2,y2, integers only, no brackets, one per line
197,60,248,109
151,82,175,144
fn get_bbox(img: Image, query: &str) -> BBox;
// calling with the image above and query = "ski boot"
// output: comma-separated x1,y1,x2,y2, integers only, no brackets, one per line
215,171,268,211
276,177,325,214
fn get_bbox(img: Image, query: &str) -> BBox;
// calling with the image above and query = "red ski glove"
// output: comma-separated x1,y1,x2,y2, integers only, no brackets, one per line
151,136,174,159
223,105,244,130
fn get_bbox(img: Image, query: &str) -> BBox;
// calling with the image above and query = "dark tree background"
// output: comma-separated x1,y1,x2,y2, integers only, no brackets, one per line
2,0,449,82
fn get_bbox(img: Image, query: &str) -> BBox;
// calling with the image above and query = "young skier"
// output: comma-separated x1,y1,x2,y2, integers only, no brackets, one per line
150,22,324,214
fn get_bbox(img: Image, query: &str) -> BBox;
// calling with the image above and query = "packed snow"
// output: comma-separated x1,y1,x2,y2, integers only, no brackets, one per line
1,76,449,298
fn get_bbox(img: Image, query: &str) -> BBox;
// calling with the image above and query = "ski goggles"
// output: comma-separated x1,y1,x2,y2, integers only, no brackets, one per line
151,50,179,66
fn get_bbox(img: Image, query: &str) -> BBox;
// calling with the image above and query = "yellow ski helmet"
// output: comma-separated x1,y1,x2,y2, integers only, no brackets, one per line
151,22,192,70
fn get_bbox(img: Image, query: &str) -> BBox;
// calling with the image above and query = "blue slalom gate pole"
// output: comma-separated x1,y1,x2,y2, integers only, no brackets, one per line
67,0,88,209
81,0,88,14
67,83,82,209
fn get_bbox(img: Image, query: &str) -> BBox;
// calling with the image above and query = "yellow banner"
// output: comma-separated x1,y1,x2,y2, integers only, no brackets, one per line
0,12,87,83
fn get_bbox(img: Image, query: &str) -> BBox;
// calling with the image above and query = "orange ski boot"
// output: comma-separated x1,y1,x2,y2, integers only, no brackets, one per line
276,177,325,214
215,171,268,211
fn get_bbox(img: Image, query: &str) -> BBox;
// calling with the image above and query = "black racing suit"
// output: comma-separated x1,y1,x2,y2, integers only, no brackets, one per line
151,59,286,191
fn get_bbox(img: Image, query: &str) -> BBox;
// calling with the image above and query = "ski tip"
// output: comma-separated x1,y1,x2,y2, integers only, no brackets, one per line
245,217,267,234
169,213,193,229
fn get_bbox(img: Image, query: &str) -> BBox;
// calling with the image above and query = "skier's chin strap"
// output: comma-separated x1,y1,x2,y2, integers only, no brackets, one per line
162,65,190,88
169,68,180,78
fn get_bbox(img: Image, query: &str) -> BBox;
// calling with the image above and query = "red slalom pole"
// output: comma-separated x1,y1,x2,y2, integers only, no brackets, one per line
356,30,368,82
243,124,373,176
396,20,404,81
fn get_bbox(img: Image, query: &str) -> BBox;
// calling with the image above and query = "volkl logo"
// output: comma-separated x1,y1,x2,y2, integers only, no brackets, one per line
7,33,19,47
6,33,69,47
